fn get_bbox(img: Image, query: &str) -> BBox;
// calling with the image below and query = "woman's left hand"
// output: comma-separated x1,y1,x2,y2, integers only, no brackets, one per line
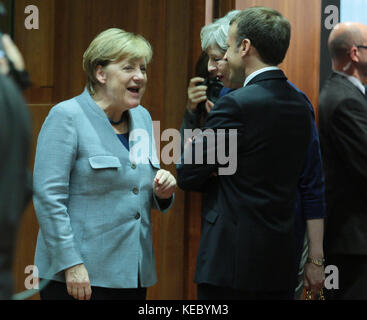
153,169,176,200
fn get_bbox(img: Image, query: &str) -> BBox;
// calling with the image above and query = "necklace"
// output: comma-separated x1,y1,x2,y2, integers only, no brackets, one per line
109,111,127,125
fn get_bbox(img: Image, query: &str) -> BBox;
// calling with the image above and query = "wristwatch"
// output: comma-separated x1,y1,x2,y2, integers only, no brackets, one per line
307,257,325,266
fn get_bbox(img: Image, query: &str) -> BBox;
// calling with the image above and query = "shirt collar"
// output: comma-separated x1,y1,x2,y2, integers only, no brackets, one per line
243,66,280,87
333,71,366,95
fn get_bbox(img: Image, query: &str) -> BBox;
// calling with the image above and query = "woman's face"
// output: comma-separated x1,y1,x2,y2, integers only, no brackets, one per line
207,45,226,77
100,57,147,109
206,44,244,89
206,44,232,88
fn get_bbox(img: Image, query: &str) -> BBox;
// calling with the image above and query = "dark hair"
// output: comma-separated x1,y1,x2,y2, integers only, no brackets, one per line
194,51,223,113
230,7,291,65
195,51,210,78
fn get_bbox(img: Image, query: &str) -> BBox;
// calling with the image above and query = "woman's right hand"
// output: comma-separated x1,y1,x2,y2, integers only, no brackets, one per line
187,77,207,112
65,263,92,300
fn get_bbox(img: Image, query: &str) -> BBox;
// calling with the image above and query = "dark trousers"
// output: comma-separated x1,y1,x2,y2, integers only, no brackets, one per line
325,254,367,300
197,283,293,300
40,280,147,300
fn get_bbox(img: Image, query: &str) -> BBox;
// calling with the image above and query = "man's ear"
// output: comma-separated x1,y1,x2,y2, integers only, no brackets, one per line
95,65,107,84
349,46,360,63
240,39,251,58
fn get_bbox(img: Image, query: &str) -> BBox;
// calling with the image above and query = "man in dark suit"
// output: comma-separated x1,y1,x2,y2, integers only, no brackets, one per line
0,35,31,299
319,22,367,300
177,7,314,299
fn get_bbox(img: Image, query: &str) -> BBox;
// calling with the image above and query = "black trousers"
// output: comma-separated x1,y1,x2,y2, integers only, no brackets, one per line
197,283,293,300
325,254,367,300
40,280,147,300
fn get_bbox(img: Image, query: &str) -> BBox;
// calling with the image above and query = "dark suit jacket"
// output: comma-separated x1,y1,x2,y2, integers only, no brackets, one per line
177,70,312,292
319,71,367,256
0,74,31,299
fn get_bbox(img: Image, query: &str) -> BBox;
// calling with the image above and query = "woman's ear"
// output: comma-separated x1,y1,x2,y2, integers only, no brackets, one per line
95,65,107,84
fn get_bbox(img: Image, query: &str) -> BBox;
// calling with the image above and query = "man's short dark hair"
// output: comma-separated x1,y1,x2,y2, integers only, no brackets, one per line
230,7,291,66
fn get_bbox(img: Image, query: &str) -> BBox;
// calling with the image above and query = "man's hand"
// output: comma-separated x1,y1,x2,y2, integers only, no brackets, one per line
153,169,176,200
65,264,92,300
187,77,207,112
304,262,325,295
205,100,214,113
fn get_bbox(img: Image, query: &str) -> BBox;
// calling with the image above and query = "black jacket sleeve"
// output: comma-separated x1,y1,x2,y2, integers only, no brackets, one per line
177,94,243,191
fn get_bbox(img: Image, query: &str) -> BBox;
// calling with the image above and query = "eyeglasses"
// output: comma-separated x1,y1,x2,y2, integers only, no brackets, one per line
356,45,367,50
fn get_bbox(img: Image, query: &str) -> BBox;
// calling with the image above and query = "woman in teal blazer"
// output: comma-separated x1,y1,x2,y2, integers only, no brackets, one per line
33,28,176,300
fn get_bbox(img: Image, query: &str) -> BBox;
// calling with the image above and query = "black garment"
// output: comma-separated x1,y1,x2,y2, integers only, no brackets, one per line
324,254,367,300
197,283,292,300
40,280,147,300
177,70,312,293
8,61,31,91
319,72,367,299
0,74,31,299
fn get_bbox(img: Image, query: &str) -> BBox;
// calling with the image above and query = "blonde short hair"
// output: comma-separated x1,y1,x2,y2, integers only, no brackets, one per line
83,28,153,95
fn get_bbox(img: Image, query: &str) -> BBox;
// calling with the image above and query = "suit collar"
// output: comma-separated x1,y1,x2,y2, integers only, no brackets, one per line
332,71,365,95
76,88,144,156
330,71,366,99
80,87,108,121
244,66,279,87
245,69,287,87
78,87,140,134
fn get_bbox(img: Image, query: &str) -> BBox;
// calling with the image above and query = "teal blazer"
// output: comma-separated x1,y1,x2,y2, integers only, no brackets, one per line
33,88,173,288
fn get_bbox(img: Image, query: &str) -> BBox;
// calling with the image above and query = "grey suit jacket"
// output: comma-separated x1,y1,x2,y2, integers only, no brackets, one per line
33,88,173,289
319,72,367,255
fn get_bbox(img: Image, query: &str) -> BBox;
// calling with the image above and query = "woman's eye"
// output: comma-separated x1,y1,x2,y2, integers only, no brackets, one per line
140,66,147,72
210,57,222,62
123,66,133,70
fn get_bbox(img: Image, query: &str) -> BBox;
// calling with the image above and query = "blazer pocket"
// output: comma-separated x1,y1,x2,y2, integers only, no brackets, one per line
203,210,219,224
88,156,122,169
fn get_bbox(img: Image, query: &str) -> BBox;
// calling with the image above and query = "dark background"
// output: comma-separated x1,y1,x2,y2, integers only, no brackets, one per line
0,0,14,36
320,0,341,91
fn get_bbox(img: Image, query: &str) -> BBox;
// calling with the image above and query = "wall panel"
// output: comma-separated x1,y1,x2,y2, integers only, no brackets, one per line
15,0,55,90
13,104,52,300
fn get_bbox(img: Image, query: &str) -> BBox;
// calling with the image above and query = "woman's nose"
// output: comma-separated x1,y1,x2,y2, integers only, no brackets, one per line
133,69,145,81
208,62,217,73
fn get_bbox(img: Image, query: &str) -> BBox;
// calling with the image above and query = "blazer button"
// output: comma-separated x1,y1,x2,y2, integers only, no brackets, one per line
135,212,141,220
131,163,137,169
133,187,139,195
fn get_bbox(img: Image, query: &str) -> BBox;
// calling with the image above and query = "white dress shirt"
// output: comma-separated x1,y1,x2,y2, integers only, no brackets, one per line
244,66,280,87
